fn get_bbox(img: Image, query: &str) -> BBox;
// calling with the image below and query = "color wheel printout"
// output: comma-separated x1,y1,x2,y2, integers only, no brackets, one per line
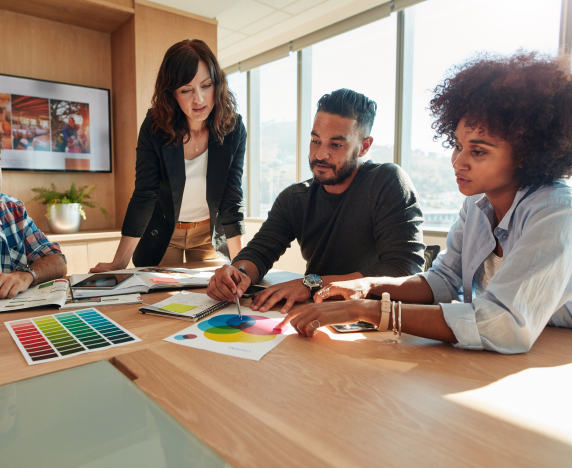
5,308,141,365
164,311,295,361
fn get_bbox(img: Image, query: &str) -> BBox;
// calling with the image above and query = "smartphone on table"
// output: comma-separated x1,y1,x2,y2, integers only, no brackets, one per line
330,321,378,333
71,274,134,290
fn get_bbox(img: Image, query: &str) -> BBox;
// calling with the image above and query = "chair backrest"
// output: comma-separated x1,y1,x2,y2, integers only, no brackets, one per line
424,245,442,272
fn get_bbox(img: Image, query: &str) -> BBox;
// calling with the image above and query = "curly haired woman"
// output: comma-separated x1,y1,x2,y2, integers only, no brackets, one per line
278,51,572,354
91,39,245,271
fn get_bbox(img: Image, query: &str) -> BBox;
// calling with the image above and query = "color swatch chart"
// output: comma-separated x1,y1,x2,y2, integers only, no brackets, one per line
5,308,141,366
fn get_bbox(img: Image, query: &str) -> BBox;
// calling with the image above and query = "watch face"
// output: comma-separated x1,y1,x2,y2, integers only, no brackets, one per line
304,274,322,288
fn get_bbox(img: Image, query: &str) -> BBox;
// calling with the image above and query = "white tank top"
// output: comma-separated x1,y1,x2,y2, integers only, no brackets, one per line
474,251,504,296
178,149,210,222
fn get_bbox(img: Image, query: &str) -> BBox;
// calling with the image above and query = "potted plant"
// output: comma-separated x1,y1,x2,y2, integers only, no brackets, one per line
30,183,109,234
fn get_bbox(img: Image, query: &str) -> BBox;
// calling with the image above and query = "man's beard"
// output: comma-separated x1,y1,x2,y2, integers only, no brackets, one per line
309,147,360,186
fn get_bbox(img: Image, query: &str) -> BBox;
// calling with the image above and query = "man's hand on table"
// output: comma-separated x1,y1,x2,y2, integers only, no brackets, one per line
207,264,252,302
0,271,34,298
250,278,312,314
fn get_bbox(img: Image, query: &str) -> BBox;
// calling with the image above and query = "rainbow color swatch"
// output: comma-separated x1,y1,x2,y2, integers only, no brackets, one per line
165,311,293,361
5,308,141,366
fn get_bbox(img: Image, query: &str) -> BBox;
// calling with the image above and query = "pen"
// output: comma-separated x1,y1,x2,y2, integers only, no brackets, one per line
235,293,242,320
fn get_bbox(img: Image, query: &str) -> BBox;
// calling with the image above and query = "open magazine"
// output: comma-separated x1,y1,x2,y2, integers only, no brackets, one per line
69,267,213,298
0,279,142,313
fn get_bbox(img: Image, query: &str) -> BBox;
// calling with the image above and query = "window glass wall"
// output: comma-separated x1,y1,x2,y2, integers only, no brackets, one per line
259,54,298,217
311,15,397,166
409,0,562,229
233,0,568,224
227,71,248,197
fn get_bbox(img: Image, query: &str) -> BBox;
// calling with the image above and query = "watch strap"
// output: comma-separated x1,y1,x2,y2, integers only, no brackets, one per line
16,266,37,285
379,292,391,331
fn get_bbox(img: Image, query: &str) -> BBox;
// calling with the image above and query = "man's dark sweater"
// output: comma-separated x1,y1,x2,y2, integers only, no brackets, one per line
233,162,426,281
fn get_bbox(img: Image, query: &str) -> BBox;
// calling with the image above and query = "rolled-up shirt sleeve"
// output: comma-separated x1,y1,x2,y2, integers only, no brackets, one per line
440,202,572,354
440,302,483,350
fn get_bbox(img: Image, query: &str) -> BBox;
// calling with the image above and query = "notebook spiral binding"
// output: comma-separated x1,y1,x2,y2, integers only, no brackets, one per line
192,301,231,320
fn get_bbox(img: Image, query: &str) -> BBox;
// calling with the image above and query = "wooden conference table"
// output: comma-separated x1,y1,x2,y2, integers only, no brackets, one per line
1,260,571,467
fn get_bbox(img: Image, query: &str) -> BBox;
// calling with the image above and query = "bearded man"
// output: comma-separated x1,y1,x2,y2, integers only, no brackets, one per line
207,88,425,313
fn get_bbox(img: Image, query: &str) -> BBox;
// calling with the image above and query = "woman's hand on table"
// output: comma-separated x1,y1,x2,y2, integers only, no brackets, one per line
313,278,373,303
275,299,380,337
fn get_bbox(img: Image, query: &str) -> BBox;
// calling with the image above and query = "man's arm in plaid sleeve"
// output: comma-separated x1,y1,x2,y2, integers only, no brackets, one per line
0,204,67,298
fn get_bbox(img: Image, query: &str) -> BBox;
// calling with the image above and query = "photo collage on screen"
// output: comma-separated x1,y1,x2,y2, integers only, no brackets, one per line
0,94,90,155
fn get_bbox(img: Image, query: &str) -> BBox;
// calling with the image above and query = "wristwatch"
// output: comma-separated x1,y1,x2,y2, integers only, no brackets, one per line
302,274,323,296
15,266,37,285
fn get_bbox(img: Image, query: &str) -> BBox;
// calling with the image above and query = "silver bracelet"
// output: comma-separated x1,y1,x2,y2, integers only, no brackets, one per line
391,301,397,335
398,301,402,337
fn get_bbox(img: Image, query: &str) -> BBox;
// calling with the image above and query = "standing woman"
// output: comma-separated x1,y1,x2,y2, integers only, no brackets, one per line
91,39,245,271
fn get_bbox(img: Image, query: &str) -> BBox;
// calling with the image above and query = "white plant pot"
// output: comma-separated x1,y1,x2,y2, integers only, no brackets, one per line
47,203,82,234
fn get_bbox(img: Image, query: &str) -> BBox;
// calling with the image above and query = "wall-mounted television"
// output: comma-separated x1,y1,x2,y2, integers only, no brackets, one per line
0,74,111,173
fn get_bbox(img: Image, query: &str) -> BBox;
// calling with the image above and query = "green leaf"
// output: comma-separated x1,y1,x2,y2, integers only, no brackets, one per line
29,183,108,220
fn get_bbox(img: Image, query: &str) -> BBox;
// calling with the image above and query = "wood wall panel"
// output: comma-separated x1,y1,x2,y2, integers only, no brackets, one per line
87,239,134,270
108,0,134,8
134,3,217,129
58,242,89,276
0,9,116,233
0,0,133,33
111,17,137,227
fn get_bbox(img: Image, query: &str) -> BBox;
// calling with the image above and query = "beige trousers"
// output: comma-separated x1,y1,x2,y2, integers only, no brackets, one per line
159,223,219,265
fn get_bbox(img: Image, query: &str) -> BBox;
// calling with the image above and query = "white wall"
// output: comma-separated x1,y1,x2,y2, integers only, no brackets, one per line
244,218,447,275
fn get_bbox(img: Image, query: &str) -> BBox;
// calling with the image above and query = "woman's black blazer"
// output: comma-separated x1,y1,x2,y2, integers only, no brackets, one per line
121,110,246,267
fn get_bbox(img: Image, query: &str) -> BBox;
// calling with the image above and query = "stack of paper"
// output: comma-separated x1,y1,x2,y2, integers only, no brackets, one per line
0,279,142,313
69,267,213,297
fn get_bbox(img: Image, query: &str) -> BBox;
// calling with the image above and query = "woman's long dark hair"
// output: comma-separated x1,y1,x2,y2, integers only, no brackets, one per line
151,39,237,146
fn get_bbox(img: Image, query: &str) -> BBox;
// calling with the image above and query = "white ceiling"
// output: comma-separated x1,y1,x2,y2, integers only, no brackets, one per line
146,0,389,68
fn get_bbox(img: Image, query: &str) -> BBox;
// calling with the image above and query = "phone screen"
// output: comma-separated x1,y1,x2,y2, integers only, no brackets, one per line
331,321,378,333
72,274,133,289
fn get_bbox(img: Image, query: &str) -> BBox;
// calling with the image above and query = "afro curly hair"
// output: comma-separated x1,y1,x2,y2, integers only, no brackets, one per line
429,50,572,187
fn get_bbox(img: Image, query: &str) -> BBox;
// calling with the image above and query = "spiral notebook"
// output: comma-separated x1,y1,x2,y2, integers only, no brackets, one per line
139,291,230,322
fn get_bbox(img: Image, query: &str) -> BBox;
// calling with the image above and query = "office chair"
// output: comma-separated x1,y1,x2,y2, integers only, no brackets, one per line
424,245,442,272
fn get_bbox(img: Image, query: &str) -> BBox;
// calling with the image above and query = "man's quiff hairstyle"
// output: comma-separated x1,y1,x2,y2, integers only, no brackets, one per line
430,50,572,187
316,89,377,138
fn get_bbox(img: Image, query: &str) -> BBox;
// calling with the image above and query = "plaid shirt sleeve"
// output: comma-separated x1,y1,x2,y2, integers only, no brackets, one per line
0,195,65,271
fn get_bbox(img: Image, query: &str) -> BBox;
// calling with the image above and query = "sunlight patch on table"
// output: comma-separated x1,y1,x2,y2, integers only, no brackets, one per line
321,326,367,342
445,364,572,445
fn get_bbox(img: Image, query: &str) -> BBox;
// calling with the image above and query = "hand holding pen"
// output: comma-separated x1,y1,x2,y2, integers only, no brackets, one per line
206,264,253,303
